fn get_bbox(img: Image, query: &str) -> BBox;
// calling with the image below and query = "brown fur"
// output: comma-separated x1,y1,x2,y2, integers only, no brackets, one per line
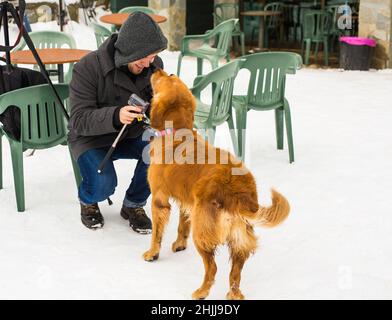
143,69,290,300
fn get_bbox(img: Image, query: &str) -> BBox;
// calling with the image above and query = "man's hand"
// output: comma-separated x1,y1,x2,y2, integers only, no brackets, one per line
119,105,142,125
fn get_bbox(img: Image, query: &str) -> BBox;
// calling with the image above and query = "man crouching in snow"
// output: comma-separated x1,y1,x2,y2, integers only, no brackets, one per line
67,12,168,232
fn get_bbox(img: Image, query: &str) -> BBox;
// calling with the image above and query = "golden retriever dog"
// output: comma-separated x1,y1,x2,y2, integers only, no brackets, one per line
143,69,290,300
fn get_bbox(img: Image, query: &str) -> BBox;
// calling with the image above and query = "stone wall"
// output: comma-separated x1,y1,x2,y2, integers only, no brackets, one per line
147,0,237,50
149,0,186,51
24,0,106,23
25,2,80,23
359,0,392,68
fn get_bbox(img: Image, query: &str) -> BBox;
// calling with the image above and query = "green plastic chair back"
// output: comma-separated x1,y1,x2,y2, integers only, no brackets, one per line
0,84,81,211
303,10,332,41
301,10,332,65
192,59,243,126
241,52,301,109
209,19,238,57
282,3,300,28
191,59,243,151
232,52,302,162
0,84,69,149
13,31,77,83
119,6,157,14
264,2,284,29
91,21,112,48
177,19,238,76
282,3,301,41
326,0,358,5
114,6,157,32
249,2,284,47
214,3,239,25
326,5,342,34
216,19,238,57
213,3,245,56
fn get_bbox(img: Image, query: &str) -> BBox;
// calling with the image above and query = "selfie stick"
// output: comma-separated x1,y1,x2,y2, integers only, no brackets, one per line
97,94,149,174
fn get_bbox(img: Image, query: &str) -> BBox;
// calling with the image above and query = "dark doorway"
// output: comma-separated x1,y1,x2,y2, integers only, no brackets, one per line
186,0,214,35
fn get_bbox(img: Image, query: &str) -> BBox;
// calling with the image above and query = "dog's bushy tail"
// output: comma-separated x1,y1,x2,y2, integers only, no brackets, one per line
242,189,290,228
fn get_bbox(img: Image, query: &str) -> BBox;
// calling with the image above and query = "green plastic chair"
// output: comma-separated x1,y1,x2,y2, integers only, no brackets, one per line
301,10,332,65
242,0,263,43
214,3,245,57
110,6,157,32
326,0,358,5
91,21,112,48
13,31,77,83
0,84,81,212
177,19,238,77
250,2,284,48
295,2,318,41
326,5,344,52
232,52,302,162
118,6,157,14
282,3,301,42
191,59,244,153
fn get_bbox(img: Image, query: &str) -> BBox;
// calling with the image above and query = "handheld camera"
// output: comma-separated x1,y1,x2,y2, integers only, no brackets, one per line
128,93,150,122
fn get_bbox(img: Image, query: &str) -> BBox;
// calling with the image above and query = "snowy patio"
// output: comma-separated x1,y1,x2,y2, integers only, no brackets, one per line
1,20,392,300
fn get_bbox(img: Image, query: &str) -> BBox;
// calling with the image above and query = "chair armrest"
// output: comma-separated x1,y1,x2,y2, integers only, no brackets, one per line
192,75,204,87
0,92,18,115
286,53,303,74
207,18,238,38
181,34,209,52
190,74,210,98
0,103,7,116
191,58,245,96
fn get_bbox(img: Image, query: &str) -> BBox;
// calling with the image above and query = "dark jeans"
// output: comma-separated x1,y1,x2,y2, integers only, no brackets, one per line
77,135,150,207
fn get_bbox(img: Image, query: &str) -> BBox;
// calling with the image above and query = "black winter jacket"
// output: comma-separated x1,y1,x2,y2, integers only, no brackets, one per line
68,34,163,160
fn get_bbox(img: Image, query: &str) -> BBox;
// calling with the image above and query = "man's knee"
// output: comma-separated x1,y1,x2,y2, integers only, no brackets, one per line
96,172,117,199
80,171,117,203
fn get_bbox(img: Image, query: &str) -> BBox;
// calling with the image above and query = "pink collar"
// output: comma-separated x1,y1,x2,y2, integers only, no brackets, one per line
152,128,176,137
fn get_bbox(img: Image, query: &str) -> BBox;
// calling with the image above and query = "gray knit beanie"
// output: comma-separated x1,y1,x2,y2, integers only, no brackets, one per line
114,12,168,68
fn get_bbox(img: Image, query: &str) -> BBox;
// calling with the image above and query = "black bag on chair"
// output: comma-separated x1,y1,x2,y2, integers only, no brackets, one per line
0,65,46,141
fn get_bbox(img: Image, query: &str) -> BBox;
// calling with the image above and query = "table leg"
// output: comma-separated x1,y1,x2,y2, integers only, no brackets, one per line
258,16,265,50
58,64,64,83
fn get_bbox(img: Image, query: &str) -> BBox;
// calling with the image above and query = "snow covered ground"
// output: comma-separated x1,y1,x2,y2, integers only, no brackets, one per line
1,21,392,300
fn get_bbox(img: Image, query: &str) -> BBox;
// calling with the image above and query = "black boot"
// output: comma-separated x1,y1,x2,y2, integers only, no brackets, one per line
121,206,152,234
81,203,104,229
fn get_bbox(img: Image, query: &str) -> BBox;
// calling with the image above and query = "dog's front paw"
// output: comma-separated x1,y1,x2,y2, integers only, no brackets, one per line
226,290,245,300
192,288,209,300
172,239,187,252
143,250,159,262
